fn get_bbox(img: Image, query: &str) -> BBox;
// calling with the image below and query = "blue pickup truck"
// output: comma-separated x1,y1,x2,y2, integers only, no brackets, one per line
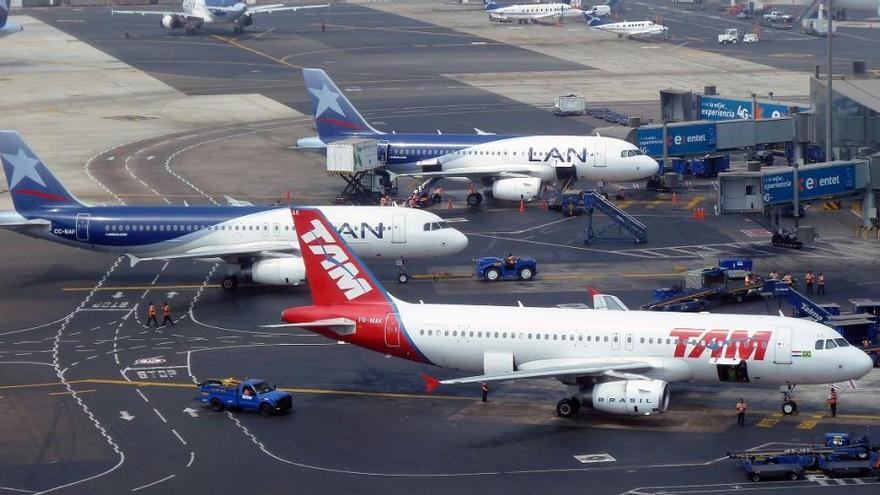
197,378,292,417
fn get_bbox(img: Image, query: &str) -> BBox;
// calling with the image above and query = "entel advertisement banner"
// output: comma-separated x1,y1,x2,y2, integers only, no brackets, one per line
637,123,717,157
762,164,857,204
701,96,807,121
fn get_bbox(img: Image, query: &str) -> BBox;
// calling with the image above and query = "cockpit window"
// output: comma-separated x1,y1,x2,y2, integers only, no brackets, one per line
424,222,450,231
815,339,824,350
620,149,644,158
825,339,837,349
834,338,849,347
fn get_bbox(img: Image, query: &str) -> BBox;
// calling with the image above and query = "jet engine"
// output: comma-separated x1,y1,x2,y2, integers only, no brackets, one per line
244,258,306,286
161,15,182,30
491,177,541,202
586,379,670,416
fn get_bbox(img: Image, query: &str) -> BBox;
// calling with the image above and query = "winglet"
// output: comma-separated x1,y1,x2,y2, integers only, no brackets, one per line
420,373,441,393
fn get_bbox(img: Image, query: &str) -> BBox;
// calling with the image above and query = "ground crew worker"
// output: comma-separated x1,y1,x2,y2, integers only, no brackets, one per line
817,273,826,295
481,382,489,402
505,253,516,268
768,270,779,281
736,398,748,426
782,273,793,285
827,387,838,417
146,302,159,327
379,196,388,206
161,302,174,327
862,337,871,348
805,270,815,294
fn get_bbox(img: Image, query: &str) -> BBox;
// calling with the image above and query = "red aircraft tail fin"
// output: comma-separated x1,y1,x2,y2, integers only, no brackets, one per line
292,208,389,307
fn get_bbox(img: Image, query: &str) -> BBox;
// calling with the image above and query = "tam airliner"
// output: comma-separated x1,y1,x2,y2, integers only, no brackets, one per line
0,131,467,290
299,69,659,207
279,209,874,418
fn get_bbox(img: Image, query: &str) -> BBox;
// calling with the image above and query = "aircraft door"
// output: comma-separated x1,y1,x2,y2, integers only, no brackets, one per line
625,333,634,351
391,214,406,244
384,313,401,347
592,141,607,169
377,140,390,163
612,331,621,351
75,213,90,241
773,326,793,365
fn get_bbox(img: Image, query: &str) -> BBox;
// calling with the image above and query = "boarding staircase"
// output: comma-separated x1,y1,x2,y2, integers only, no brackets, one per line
797,0,823,28
582,191,647,244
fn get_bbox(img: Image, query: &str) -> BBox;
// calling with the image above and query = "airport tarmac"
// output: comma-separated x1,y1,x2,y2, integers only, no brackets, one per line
2,2,880,494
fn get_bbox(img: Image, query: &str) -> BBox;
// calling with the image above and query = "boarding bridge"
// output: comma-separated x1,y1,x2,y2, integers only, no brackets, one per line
797,0,822,26
582,191,647,244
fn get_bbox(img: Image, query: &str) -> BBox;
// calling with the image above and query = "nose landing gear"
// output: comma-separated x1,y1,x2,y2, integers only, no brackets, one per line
781,384,798,415
396,258,409,284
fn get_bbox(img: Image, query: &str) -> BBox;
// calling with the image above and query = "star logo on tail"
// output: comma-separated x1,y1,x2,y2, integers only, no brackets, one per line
308,83,345,118
1,148,46,189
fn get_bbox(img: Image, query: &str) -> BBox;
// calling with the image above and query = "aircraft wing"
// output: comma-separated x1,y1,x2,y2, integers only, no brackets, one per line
439,358,654,385
396,164,540,180
111,9,200,19
126,242,299,266
247,4,329,14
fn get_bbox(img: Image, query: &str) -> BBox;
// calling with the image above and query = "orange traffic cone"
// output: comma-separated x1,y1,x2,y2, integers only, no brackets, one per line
671,192,677,205
540,199,549,210
519,199,525,213
693,208,700,219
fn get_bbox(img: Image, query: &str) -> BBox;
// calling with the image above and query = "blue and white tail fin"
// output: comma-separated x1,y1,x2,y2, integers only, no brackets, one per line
0,131,83,214
302,68,381,141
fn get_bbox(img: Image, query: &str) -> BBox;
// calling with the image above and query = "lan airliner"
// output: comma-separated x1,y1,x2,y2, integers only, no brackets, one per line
112,0,328,35
0,131,467,289
278,208,874,418
299,69,659,206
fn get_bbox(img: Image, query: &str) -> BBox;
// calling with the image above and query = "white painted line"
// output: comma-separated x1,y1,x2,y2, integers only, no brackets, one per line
131,474,175,492
135,388,149,403
186,451,195,468
153,408,167,424
171,429,187,446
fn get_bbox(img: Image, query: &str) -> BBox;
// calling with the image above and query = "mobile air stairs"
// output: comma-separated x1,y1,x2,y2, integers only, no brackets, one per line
553,189,647,244
761,280,879,345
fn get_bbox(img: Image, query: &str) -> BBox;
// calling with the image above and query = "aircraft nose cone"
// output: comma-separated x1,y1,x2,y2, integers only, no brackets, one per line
447,231,469,254
645,157,660,176
853,349,875,379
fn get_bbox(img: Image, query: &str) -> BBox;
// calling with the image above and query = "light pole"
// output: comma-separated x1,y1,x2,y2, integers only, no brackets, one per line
825,0,833,162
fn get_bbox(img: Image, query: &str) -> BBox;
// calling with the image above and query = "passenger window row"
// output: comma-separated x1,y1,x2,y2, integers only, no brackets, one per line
104,223,284,232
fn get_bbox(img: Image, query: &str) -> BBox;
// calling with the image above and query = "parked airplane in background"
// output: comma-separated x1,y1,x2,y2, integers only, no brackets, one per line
299,69,659,206
586,15,669,40
0,131,467,289
1,0,22,37
112,0,328,35
280,209,875,418
486,2,584,23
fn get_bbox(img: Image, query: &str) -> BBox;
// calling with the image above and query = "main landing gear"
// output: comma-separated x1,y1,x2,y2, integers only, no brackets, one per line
466,192,483,207
781,384,798,415
556,397,580,418
222,275,239,291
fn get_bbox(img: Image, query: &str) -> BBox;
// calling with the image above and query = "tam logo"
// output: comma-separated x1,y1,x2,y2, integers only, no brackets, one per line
301,218,373,300
670,329,772,360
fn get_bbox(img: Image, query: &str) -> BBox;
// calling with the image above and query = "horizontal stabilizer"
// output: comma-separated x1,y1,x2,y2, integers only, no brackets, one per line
263,317,356,335
593,294,629,311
